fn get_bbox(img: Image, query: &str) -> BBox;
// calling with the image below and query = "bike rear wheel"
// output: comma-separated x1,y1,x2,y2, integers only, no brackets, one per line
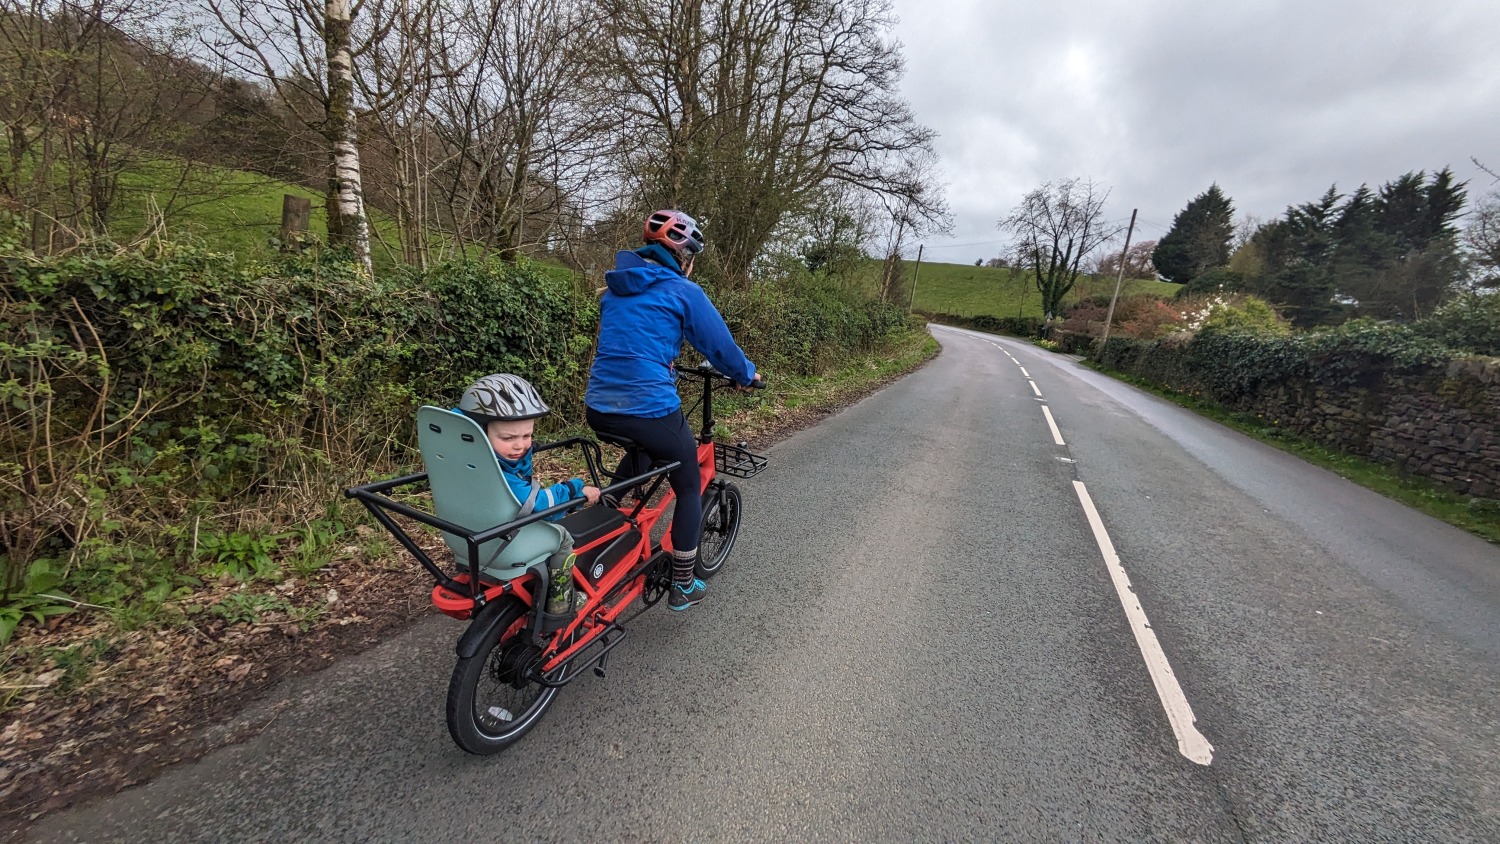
446,597,559,755
696,482,742,579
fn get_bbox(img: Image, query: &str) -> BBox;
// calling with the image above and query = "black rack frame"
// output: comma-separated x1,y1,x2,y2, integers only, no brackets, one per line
344,435,678,617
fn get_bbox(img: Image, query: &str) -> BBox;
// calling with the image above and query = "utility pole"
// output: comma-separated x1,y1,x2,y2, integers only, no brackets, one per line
907,244,924,312
1099,209,1137,353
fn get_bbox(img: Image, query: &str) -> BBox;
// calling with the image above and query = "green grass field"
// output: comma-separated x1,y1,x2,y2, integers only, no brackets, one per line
2,145,416,269
908,261,1180,318
108,158,414,268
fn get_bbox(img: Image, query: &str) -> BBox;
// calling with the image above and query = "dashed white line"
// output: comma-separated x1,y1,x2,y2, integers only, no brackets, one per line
1072,480,1215,766
1040,405,1065,445
946,321,1213,765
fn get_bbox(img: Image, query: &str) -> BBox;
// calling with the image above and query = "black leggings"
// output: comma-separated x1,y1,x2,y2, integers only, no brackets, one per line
586,407,702,552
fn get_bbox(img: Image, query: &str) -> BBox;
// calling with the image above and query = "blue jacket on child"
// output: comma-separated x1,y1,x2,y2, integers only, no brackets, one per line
585,244,756,418
497,449,584,522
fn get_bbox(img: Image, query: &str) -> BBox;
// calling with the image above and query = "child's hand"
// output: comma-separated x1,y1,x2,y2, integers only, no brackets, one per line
582,485,601,504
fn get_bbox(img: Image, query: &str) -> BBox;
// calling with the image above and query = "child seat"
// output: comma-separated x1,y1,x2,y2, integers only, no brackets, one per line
416,406,566,580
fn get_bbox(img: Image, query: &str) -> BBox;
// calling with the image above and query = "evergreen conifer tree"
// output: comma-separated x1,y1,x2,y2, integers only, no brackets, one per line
1244,186,1344,327
1152,184,1234,288
1346,169,1467,319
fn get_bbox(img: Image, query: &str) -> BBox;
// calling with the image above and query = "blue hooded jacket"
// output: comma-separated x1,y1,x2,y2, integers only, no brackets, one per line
585,245,756,418
497,449,584,522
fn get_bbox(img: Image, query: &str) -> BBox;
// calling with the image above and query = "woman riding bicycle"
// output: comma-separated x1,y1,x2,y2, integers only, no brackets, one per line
585,209,760,612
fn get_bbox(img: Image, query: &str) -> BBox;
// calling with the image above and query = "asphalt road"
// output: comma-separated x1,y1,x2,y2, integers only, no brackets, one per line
32,326,1500,842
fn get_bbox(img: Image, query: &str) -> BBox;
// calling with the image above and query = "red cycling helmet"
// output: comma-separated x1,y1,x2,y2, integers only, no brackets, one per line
643,209,705,257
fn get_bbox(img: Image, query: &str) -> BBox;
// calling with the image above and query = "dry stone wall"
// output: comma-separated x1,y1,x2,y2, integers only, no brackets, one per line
1366,358,1500,499
1098,337,1500,500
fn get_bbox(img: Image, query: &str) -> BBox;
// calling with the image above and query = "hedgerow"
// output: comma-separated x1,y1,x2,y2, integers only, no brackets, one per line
1098,319,1458,404
920,312,1045,337
1414,293,1500,357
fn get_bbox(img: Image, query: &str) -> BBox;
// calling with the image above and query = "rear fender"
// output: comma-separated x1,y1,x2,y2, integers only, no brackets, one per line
455,564,542,659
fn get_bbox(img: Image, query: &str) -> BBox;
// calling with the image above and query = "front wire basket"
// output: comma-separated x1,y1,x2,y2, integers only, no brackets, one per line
714,441,768,478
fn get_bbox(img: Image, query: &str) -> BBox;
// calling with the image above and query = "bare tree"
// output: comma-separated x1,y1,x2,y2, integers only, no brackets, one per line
1232,213,1263,252
1094,239,1157,280
206,0,390,273
869,150,950,302
357,0,451,267
999,178,1121,320
587,0,944,284
0,1,208,246
1463,159,1500,290
387,0,607,263
1463,195,1500,289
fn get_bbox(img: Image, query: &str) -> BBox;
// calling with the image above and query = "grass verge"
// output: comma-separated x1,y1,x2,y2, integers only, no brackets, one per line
1087,363,1500,544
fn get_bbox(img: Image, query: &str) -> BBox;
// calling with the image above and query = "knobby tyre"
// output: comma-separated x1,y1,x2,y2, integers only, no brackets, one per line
696,482,742,579
446,596,559,754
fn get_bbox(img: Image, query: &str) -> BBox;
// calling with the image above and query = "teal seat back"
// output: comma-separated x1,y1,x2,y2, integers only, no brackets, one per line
416,406,564,580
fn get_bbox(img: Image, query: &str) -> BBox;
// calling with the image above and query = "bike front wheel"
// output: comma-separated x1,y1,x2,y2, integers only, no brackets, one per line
446,596,559,755
696,481,742,579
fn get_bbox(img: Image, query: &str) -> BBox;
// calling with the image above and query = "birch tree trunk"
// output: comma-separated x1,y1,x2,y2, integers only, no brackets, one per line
325,0,372,275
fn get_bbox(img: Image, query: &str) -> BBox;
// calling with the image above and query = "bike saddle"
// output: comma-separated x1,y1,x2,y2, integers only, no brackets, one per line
595,431,639,450
596,433,670,464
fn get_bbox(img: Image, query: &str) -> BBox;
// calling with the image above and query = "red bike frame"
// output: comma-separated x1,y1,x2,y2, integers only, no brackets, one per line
346,363,763,688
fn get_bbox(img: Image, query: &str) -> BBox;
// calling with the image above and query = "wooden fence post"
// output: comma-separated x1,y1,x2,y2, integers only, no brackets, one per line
280,194,311,251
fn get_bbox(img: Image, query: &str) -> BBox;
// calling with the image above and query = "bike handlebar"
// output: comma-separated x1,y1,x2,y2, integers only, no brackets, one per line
681,360,767,389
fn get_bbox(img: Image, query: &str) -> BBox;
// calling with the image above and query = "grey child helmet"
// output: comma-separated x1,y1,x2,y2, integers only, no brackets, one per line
459,373,550,424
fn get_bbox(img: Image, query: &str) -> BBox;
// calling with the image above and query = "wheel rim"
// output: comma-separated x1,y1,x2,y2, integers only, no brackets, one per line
698,485,741,575
471,623,556,739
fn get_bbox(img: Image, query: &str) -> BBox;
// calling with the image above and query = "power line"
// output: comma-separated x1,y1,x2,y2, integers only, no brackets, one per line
919,238,1009,250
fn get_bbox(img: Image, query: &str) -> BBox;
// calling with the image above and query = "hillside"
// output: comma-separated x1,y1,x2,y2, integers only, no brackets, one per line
105,159,413,267
909,261,1181,318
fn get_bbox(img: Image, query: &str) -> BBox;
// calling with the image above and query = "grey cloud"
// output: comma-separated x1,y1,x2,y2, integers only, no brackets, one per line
894,0,1500,256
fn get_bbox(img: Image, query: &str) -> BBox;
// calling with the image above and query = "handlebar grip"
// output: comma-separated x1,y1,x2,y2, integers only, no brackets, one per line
689,360,765,388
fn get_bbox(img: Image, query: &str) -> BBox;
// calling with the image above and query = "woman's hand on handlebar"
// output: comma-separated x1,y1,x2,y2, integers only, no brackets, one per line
685,360,765,390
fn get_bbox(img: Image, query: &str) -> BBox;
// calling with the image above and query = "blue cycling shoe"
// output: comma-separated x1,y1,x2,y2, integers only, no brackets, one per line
668,578,707,611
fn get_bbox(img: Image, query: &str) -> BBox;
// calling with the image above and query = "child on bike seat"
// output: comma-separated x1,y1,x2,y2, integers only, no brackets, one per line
457,373,600,616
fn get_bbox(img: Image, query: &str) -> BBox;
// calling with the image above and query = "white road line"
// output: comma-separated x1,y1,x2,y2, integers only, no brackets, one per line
1041,405,1065,445
1072,480,1215,766
1029,381,1042,397
1019,367,1030,377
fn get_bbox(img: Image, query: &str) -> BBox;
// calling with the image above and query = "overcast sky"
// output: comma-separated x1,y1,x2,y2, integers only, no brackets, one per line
890,0,1500,264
